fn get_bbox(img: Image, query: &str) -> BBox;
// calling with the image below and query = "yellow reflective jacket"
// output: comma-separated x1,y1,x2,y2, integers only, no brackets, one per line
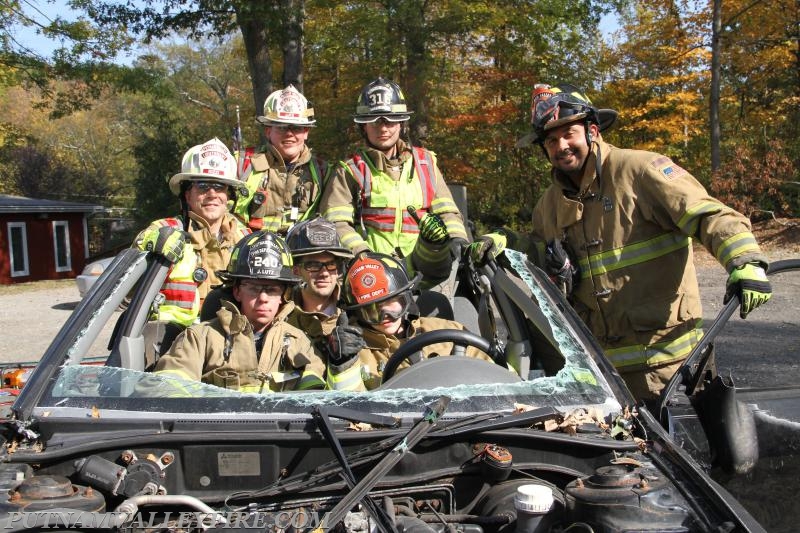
232,144,328,233
320,140,467,276
135,213,250,326
532,139,767,370
155,299,326,393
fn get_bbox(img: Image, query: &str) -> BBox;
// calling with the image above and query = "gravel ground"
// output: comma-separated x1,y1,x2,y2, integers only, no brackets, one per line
0,279,119,364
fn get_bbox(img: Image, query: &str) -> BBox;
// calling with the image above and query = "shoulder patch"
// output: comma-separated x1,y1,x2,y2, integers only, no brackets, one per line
652,156,687,180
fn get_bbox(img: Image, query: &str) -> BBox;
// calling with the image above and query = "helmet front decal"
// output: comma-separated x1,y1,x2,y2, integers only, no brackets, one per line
198,144,230,177
248,238,283,278
348,259,390,304
276,90,305,120
367,86,393,112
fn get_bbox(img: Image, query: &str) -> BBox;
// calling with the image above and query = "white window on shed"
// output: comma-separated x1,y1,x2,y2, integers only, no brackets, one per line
7,222,29,277
53,220,72,272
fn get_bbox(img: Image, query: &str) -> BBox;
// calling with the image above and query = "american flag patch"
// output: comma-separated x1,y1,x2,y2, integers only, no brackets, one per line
653,157,687,180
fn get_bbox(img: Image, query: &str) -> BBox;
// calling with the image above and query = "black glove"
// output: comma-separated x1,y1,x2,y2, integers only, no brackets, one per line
545,240,579,297
326,313,366,366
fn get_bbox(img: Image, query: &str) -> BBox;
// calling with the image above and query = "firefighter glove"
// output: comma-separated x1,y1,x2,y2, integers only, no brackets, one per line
467,233,507,266
418,212,449,245
138,226,187,264
326,314,366,366
725,262,772,318
545,240,579,297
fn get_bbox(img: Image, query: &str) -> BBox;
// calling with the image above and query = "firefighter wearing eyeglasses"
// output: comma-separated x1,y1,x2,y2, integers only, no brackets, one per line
283,217,367,391
232,85,329,234
154,231,326,393
324,253,491,391
517,83,771,401
319,77,488,292
134,138,251,327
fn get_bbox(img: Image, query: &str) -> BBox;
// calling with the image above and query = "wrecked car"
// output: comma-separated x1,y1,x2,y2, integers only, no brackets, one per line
0,246,797,532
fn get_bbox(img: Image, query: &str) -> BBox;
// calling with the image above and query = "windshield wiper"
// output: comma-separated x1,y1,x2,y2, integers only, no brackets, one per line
312,407,398,533
314,396,450,532
431,406,559,437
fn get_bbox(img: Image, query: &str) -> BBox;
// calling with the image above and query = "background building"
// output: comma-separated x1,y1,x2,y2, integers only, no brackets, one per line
0,195,104,284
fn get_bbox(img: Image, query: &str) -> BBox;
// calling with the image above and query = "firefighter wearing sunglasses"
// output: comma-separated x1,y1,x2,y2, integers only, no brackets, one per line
232,85,329,234
134,138,250,327
319,77,503,293
326,253,492,391
516,83,771,402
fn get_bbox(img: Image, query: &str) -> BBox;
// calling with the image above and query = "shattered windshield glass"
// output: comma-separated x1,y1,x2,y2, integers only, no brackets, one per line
36,250,620,419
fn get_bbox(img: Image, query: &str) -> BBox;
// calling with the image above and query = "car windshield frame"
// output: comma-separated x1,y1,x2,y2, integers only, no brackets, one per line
17,249,623,423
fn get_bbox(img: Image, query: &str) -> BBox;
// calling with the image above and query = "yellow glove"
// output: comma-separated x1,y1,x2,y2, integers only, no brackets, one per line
137,226,187,264
725,262,772,318
467,232,507,266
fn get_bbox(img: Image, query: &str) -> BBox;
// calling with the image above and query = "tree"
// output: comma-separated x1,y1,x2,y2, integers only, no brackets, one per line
75,0,308,123
0,0,140,117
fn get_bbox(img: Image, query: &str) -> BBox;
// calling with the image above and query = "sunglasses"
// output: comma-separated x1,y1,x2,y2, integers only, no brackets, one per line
270,124,309,133
239,282,285,298
193,181,229,193
302,260,340,273
358,115,410,124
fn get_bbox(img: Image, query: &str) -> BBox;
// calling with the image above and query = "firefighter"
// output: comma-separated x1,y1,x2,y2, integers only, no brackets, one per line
320,77,506,290
232,84,328,234
284,217,366,391
327,253,493,391
135,138,251,327
154,231,326,393
518,82,772,401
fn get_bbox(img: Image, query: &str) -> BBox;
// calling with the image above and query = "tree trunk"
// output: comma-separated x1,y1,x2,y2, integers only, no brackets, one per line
710,0,721,173
236,14,274,123
281,0,304,91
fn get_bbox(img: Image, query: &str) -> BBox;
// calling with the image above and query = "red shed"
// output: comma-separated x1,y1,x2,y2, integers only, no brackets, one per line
0,195,105,284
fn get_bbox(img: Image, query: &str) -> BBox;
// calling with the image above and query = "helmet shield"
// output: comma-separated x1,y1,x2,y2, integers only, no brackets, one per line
217,231,300,284
353,78,413,123
257,84,316,127
168,138,243,195
286,218,352,259
516,83,618,148
356,291,414,325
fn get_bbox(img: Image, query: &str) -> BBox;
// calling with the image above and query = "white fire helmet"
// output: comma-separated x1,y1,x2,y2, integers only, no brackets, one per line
256,84,316,127
168,137,241,195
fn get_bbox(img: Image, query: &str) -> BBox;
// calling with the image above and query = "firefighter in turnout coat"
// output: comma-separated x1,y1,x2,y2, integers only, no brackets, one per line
319,77,474,287
135,138,250,327
326,253,493,391
518,83,772,401
232,85,329,234
155,231,326,393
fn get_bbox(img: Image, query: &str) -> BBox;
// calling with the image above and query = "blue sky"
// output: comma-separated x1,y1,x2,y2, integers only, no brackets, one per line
13,0,138,63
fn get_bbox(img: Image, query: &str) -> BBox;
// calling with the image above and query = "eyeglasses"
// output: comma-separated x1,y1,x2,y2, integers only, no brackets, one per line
357,295,411,325
239,282,285,298
270,124,309,133
302,260,340,273
193,181,229,193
